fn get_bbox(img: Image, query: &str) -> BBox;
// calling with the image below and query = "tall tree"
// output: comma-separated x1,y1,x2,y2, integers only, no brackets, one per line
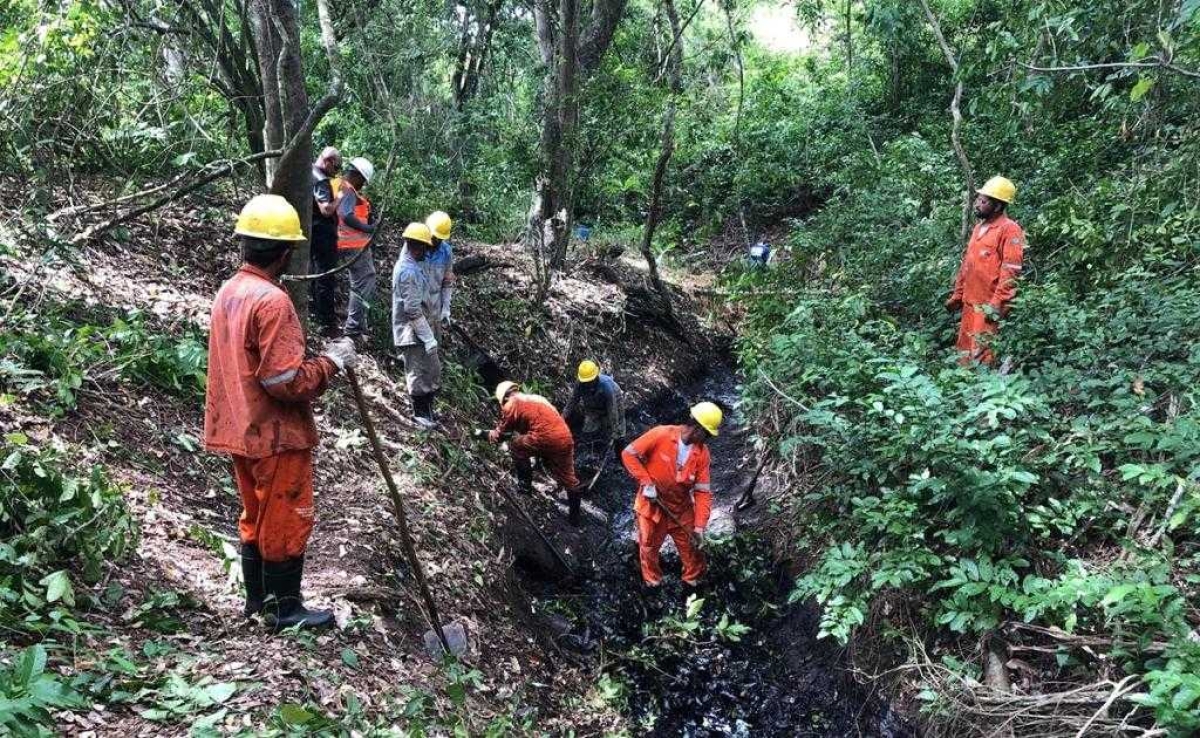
247,0,343,312
639,0,685,317
528,0,628,304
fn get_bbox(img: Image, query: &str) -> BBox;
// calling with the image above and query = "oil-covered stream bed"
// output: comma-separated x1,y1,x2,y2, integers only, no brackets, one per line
517,367,913,736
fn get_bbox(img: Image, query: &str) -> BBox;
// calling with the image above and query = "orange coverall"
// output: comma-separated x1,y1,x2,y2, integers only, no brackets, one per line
949,215,1026,364
621,425,712,586
204,265,337,562
496,392,580,490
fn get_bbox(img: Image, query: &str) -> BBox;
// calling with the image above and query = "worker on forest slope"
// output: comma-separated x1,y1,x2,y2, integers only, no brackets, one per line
621,402,722,588
422,211,456,328
946,176,1026,365
309,146,342,334
204,194,358,631
563,359,626,470
488,381,585,526
392,222,441,429
336,157,378,339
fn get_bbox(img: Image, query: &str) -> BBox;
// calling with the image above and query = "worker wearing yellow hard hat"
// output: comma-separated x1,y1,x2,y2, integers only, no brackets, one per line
562,359,626,493
487,380,584,524
207,194,357,631
408,210,456,328
622,400,723,587
946,175,1026,366
391,222,442,428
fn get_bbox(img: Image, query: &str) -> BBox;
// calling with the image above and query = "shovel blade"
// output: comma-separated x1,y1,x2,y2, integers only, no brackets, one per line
423,620,469,659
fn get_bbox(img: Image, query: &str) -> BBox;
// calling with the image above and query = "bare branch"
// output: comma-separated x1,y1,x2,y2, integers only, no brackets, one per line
1021,56,1200,80
917,0,974,243
68,149,282,245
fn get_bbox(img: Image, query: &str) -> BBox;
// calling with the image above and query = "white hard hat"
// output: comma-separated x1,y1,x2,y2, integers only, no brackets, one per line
348,157,375,183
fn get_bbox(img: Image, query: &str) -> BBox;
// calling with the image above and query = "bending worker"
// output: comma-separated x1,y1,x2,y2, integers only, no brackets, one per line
204,194,358,631
488,381,585,525
562,359,625,468
336,157,377,339
391,222,441,429
945,175,1026,365
621,402,723,588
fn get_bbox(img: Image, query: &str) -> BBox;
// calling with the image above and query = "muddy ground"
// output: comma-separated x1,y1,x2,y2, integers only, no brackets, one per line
500,364,912,737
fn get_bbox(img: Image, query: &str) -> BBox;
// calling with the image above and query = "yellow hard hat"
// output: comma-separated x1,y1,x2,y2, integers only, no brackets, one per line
402,222,433,246
977,175,1017,204
577,360,600,383
234,194,306,242
690,401,723,436
495,381,518,404
426,211,453,241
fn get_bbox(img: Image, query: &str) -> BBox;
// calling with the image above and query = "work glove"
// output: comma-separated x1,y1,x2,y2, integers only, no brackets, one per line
422,336,439,354
322,338,358,372
642,484,657,500
439,288,454,327
945,296,962,313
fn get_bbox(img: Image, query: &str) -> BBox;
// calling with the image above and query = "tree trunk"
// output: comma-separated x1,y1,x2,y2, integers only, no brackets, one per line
247,0,343,315
723,0,750,248
527,0,628,306
639,0,683,313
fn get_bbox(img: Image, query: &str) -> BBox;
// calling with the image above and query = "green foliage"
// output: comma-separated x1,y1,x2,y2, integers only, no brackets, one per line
724,0,1200,731
0,645,87,736
0,304,207,415
0,435,137,636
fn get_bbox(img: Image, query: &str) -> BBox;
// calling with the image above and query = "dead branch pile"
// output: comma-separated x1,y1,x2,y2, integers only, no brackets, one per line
909,639,1160,738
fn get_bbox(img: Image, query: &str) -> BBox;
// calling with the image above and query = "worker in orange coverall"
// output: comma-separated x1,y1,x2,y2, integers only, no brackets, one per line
488,381,584,525
204,194,358,631
946,175,1026,365
621,402,723,588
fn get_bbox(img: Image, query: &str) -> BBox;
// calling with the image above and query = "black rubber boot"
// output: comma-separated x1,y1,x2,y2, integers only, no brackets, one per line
262,556,334,632
241,543,264,618
514,459,534,495
412,393,437,429
567,486,583,526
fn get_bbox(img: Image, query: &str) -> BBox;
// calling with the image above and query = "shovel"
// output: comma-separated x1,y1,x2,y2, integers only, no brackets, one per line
650,493,704,551
449,324,505,389
473,430,575,577
346,368,462,657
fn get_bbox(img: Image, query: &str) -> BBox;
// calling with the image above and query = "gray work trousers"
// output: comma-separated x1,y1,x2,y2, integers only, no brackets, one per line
342,246,376,335
402,343,442,395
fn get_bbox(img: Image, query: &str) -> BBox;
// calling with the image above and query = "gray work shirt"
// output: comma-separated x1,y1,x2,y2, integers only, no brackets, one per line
391,251,437,347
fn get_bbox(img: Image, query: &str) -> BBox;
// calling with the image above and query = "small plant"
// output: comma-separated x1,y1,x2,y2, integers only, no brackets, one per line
0,435,137,635
0,645,87,734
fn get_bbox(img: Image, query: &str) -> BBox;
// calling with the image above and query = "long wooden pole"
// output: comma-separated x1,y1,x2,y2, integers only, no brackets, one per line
346,368,449,654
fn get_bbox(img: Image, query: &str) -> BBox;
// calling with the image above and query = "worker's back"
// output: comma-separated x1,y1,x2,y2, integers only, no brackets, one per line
204,265,320,458
502,393,572,444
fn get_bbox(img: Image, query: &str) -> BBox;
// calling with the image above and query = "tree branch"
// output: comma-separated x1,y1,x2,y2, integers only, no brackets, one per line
68,150,282,245
917,0,975,243
1021,56,1200,80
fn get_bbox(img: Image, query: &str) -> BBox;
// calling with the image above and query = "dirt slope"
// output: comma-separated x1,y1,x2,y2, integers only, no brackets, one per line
1,182,726,735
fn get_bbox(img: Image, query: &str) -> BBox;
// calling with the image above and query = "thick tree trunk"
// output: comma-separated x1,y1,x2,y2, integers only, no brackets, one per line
527,0,628,305
639,0,683,313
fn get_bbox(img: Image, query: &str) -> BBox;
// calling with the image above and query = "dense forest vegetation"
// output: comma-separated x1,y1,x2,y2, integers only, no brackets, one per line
2,0,1199,734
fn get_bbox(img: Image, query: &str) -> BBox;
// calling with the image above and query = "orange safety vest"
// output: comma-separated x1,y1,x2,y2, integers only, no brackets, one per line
336,179,373,251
